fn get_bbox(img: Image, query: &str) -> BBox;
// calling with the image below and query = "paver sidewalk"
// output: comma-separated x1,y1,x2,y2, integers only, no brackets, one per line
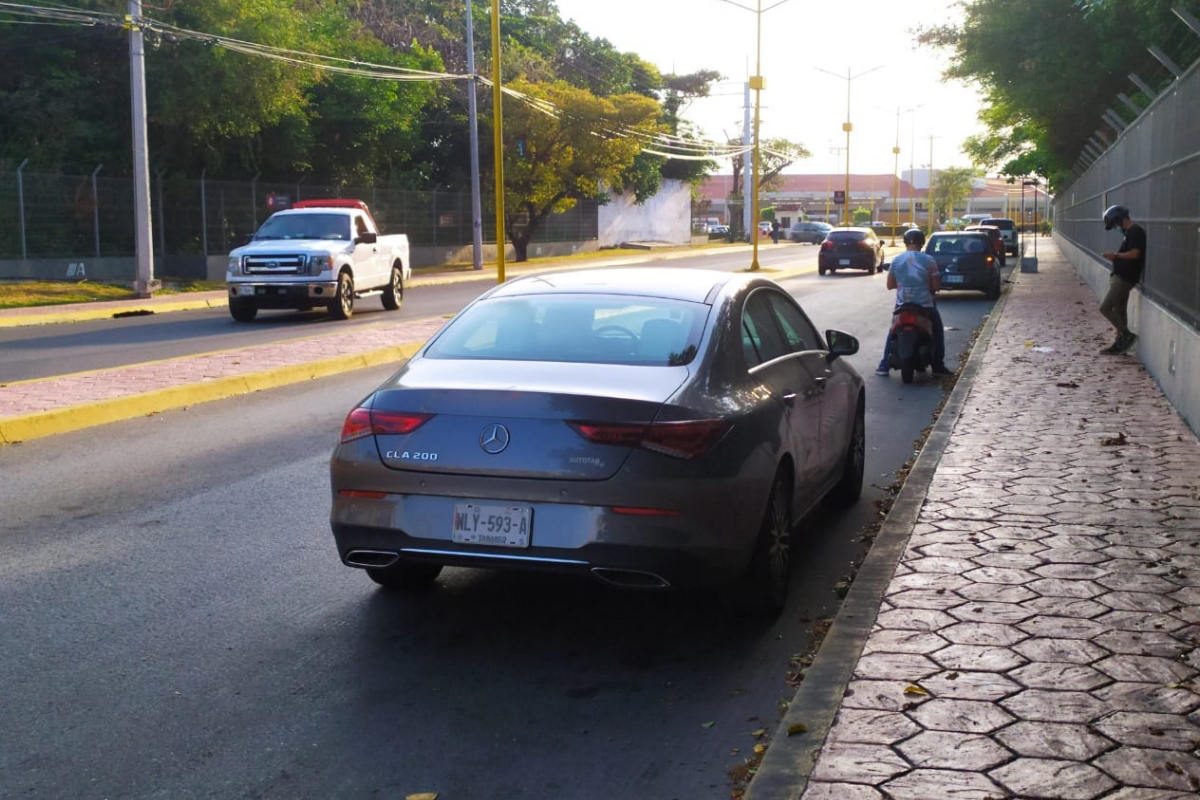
751,238,1200,799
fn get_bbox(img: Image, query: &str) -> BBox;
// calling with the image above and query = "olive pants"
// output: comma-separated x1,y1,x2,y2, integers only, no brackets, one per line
1099,274,1136,336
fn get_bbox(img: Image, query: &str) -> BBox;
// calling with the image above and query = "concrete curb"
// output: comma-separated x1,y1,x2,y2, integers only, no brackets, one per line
0,341,424,444
742,266,1020,799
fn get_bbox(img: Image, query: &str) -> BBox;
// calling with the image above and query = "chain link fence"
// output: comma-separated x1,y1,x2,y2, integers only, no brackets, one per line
0,165,599,272
1053,63,1200,331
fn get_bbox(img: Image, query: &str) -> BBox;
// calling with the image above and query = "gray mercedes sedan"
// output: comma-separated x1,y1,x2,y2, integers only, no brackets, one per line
330,268,865,614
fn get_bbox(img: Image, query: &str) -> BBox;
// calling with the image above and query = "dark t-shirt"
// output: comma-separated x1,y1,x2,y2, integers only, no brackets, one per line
1115,223,1146,283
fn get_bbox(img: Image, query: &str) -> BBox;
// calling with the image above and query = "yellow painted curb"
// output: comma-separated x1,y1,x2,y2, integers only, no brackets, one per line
0,297,227,328
0,341,423,445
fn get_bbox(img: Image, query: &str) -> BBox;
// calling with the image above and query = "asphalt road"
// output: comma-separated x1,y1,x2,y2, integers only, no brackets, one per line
0,252,1003,799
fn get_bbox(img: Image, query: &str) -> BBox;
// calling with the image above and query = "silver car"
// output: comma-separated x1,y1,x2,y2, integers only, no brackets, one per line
329,268,866,614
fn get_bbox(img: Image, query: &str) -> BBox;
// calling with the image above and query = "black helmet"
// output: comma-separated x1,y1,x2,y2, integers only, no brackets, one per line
903,228,925,247
1103,205,1129,230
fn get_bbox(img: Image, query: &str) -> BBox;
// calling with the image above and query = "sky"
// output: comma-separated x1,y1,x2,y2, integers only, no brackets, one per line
552,0,988,178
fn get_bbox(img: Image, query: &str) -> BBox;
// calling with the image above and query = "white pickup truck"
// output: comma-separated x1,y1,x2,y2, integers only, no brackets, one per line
226,199,410,322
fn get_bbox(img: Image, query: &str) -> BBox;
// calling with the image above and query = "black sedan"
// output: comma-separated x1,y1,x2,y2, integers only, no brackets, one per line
817,227,885,275
329,268,866,615
925,231,1003,299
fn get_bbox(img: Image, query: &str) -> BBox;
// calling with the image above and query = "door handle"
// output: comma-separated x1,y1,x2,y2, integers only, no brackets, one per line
782,392,797,407
814,376,828,388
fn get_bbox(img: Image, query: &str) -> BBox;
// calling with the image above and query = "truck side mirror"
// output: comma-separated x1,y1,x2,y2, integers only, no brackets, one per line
354,231,377,245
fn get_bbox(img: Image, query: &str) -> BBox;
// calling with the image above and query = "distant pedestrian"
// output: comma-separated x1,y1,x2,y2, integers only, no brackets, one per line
770,220,781,244
1098,205,1145,354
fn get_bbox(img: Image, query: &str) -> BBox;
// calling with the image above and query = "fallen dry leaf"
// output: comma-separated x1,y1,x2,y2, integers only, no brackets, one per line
406,794,439,800
787,723,808,736
903,684,929,697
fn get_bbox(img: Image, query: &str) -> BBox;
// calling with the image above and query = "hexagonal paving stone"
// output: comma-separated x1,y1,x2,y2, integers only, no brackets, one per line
1095,747,1200,792
916,542,988,559
948,602,1037,625
881,768,1007,800
939,621,1029,647
1036,563,1109,581
888,572,971,593
875,608,957,632
1092,682,1200,715
824,707,922,745
1020,597,1110,618
971,551,1046,570
1097,571,1185,594
1026,577,1108,599
919,670,1021,701
955,583,1038,604
990,757,1116,799
1094,610,1189,633
1008,662,1111,691
896,730,1012,770
841,679,933,712
1092,711,1200,750
1017,616,1109,639
963,566,1040,585
1102,788,1200,799
904,555,980,574
886,589,965,610
908,698,1015,733
995,720,1113,760
1094,654,1197,684
807,741,909,784
1012,638,1107,665
854,652,940,682
933,644,1027,673
1038,547,1109,564
1096,591,1188,614
862,629,948,655
800,782,884,800
1002,689,1106,723
1092,629,1190,657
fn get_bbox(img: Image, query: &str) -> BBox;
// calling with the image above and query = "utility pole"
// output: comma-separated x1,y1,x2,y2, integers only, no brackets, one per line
127,1,157,297
490,0,505,283
465,0,484,270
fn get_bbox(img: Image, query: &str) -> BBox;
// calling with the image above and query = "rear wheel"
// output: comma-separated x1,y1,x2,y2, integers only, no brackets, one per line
367,562,442,590
229,298,257,322
381,265,403,311
329,271,354,319
818,264,827,276
986,276,1001,300
740,472,792,616
901,359,915,384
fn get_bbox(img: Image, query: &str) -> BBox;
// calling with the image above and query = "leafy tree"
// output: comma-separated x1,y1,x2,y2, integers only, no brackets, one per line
730,137,812,196
916,0,1200,187
494,78,662,261
931,167,979,223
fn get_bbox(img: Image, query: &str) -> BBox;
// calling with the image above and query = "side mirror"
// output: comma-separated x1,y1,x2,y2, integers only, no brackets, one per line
355,231,378,245
825,329,860,363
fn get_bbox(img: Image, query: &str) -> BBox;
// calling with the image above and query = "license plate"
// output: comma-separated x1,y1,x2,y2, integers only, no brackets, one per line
944,274,964,284
452,503,532,547
238,285,254,296
839,258,850,266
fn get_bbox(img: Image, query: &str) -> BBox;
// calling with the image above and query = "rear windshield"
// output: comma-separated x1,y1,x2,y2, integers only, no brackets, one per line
983,218,1014,230
827,231,867,241
928,235,991,254
425,295,708,366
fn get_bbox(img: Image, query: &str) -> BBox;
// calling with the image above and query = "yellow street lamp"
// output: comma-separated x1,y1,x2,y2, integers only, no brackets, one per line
816,64,882,227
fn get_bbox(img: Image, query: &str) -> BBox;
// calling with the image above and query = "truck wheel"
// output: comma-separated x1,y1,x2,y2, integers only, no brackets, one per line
329,271,354,320
229,298,257,322
381,266,403,311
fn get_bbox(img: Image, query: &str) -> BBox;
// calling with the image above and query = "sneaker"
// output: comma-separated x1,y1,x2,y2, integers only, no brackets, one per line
1100,339,1122,354
931,364,953,375
1117,332,1138,353
875,363,889,376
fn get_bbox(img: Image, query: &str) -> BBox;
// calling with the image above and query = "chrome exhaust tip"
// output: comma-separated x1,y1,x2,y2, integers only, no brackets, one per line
590,567,671,589
344,549,400,569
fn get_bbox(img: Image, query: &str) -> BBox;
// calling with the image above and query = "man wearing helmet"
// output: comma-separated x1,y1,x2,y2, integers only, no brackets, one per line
1099,204,1145,354
876,228,950,376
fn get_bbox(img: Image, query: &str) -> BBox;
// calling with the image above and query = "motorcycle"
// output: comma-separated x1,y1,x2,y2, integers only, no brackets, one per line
887,302,934,384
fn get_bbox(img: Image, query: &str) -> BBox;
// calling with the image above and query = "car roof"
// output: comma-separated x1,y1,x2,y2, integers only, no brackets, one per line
965,225,1000,232
488,267,743,304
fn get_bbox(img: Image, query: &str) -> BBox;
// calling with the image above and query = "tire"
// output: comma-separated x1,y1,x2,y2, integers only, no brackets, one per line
381,265,403,311
901,359,915,384
367,562,442,590
867,262,877,275
818,265,827,276
986,277,1001,300
329,271,354,320
830,398,866,505
740,472,792,616
229,298,257,322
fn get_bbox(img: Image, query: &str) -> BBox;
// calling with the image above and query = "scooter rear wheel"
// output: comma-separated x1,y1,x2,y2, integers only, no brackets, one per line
901,360,915,384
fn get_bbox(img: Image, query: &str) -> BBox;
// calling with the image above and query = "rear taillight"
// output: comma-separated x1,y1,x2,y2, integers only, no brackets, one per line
820,240,833,250
567,419,730,459
896,310,920,327
339,407,434,444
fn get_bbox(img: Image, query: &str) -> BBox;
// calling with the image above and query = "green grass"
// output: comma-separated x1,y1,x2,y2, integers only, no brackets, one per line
0,279,225,309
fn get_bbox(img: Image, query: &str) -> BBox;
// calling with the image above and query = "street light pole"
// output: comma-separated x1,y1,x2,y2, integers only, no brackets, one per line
816,64,881,227
749,0,764,269
490,0,505,283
